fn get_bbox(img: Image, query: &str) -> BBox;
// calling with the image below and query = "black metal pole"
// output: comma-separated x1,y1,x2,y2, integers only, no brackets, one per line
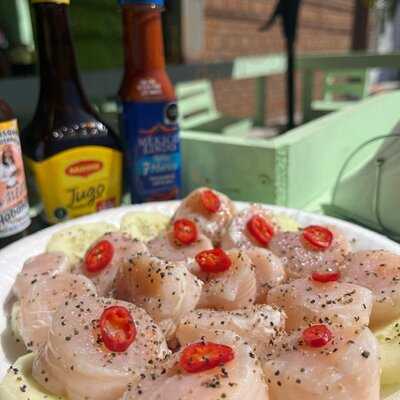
260,0,301,133
351,0,369,51
286,38,295,131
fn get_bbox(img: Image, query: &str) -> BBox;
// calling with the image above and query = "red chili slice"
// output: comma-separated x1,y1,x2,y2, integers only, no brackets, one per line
180,342,235,373
246,215,275,246
195,248,232,273
99,306,136,353
302,225,333,251
85,240,114,273
302,324,333,348
201,189,221,213
312,270,341,283
173,219,198,245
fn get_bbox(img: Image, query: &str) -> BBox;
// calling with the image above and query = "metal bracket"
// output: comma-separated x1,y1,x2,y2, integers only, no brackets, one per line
373,154,400,240
332,133,400,240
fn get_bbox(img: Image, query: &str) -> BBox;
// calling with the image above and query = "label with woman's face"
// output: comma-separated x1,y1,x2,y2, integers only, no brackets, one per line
0,120,30,237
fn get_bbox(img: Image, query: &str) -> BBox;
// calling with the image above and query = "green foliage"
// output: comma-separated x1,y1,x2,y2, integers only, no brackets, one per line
365,0,398,15
69,0,123,71
388,0,398,15
68,0,180,70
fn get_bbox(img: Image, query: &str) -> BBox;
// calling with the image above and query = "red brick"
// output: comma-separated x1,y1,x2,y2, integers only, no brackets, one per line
191,0,360,121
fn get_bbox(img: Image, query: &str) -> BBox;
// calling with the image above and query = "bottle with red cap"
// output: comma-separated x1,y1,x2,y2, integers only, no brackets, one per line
119,0,181,203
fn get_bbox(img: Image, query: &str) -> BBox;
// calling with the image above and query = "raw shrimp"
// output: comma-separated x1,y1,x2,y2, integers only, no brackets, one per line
268,226,351,280
341,250,400,328
18,273,96,351
172,187,236,244
267,278,373,330
13,252,71,298
262,326,380,400
176,304,285,357
147,222,213,263
80,232,148,296
197,249,257,310
246,247,286,303
32,297,170,400
221,204,280,250
115,254,203,339
120,330,269,400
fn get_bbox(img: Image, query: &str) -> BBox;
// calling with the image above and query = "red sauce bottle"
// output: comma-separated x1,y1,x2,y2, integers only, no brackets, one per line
119,0,181,203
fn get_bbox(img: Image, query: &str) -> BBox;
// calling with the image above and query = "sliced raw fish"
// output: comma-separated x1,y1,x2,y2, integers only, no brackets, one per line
262,326,380,400
13,252,71,298
120,330,269,400
19,273,96,351
172,187,236,244
80,232,148,296
341,250,400,328
115,254,202,338
32,297,170,400
221,204,280,250
176,304,285,357
267,278,373,331
268,226,351,280
197,249,257,310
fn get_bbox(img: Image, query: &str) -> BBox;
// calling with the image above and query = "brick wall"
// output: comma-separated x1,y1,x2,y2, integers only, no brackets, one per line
196,0,355,123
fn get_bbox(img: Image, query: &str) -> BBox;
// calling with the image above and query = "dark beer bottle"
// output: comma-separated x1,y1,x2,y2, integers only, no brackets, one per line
0,98,31,247
22,0,123,224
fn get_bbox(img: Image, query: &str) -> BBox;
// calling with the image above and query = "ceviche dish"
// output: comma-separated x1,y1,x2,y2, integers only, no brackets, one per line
1,187,400,400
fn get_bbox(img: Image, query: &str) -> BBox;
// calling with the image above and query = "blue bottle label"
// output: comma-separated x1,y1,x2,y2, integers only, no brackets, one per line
121,101,181,203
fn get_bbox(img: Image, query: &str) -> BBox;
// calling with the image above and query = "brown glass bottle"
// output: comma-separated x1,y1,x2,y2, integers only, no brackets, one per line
0,99,31,248
22,0,123,224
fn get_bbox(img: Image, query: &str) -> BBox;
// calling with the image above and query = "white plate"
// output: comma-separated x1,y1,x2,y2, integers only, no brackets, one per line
0,201,399,381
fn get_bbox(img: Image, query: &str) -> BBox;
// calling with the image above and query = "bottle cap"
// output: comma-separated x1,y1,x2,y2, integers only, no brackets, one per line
31,0,70,4
118,0,164,6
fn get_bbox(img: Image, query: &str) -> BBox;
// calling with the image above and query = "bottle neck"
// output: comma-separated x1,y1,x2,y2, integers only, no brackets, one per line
34,4,89,108
0,99,14,122
122,6,166,74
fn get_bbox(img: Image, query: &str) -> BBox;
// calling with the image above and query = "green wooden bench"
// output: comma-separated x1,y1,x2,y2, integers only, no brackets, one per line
309,69,368,120
298,52,400,123
176,80,253,137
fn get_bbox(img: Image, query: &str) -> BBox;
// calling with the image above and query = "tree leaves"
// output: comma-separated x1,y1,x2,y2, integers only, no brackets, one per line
365,0,398,16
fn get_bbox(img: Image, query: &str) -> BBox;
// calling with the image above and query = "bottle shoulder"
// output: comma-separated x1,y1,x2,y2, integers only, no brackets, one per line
21,111,122,161
0,99,15,122
119,70,176,102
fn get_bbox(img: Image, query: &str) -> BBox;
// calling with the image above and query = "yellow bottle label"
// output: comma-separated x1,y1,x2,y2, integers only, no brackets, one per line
26,146,122,224
0,120,30,237
31,0,70,5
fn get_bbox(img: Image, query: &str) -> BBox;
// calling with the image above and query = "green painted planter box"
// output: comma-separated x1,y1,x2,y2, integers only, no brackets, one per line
181,90,400,210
